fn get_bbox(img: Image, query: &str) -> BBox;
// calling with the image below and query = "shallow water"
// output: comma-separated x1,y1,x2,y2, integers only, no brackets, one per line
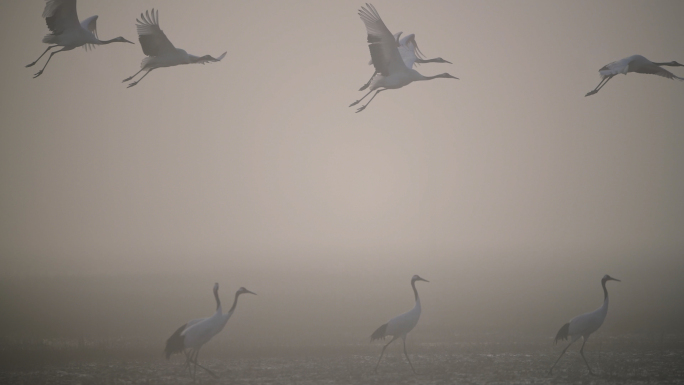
1,338,683,384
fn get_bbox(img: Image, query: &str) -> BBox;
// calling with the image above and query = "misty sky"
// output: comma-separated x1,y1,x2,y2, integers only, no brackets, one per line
0,1,683,343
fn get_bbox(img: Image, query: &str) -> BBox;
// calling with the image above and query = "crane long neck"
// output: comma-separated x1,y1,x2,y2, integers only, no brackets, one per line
214,288,221,311
416,58,442,64
411,280,419,302
228,291,241,314
97,38,121,45
652,61,678,67
602,279,609,301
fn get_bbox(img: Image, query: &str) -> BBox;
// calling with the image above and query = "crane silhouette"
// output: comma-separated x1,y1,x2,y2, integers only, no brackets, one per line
165,284,256,380
358,32,451,91
586,55,683,96
26,0,133,78
123,9,226,88
371,275,428,374
549,274,620,375
350,4,458,113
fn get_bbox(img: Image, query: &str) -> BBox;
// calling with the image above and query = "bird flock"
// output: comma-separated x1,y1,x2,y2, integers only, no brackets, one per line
24,0,680,380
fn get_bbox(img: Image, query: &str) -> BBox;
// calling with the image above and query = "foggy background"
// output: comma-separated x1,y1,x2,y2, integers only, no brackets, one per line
1,0,683,348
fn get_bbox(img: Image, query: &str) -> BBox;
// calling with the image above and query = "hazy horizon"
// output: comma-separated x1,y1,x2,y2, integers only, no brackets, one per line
1,0,683,347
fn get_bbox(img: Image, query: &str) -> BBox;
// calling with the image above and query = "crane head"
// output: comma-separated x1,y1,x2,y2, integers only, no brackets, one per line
602,274,620,283
237,287,257,296
113,36,135,44
672,61,684,67
412,275,429,283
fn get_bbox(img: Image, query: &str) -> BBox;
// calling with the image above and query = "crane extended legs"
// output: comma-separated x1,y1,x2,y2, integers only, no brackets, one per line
183,348,218,380
31,47,70,78
126,69,155,88
26,45,59,68
548,336,595,375
354,89,387,113
359,71,378,91
374,335,416,374
585,75,615,96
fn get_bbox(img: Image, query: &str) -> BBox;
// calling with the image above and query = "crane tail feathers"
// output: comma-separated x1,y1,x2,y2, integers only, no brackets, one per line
554,322,570,345
371,323,388,342
164,323,187,359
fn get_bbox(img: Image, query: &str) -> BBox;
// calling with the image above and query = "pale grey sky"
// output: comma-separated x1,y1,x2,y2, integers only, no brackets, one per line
0,1,683,342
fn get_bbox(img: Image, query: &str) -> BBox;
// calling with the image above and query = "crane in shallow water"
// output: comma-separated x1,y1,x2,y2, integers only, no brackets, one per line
165,284,256,380
549,274,620,375
370,274,429,374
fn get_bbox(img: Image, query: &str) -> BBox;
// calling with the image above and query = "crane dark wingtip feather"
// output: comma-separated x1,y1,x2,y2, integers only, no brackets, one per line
370,323,388,342
554,322,570,345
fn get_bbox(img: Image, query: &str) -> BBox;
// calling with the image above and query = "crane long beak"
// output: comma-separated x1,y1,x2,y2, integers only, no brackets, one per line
419,278,429,283
444,60,453,64
246,290,257,295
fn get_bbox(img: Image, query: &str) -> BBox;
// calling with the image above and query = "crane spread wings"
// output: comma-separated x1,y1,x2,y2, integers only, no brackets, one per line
634,66,682,80
136,9,176,57
398,34,426,69
43,0,80,35
358,4,406,76
80,15,99,50
189,52,227,64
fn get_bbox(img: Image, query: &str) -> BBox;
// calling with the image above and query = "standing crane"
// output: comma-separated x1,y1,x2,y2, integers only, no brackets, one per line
26,0,134,78
371,275,429,374
165,285,256,379
358,32,452,91
349,4,458,113
585,55,683,96
123,9,227,88
549,275,621,375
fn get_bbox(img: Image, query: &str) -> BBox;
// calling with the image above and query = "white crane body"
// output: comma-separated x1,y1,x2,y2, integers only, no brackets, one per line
349,4,457,112
586,55,683,96
123,9,227,88
549,275,620,375
371,275,428,374
164,284,255,380
27,0,133,78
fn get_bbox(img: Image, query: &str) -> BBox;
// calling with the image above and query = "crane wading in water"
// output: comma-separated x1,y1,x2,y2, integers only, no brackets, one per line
165,284,256,380
549,275,620,375
123,9,227,88
26,0,134,78
371,275,428,374
350,4,458,113
585,55,683,96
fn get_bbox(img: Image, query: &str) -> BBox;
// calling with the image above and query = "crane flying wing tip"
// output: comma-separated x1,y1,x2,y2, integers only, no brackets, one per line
217,52,227,61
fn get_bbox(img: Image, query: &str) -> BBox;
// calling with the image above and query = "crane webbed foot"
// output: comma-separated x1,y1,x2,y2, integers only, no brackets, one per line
26,62,37,68
122,76,134,82
127,81,139,88
356,105,367,113
585,90,598,97
349,100,361,107
33,70,44,78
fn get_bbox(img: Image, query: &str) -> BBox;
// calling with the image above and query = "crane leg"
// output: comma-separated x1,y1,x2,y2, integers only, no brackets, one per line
359,71,378,91
122,68,145,82
585,75,614,97
548,340,574,375
579,338,594,375
374,335,398,373
349,89,374,107
26,45,59,68
32,47,67,78
127,69,154,88
356,89,386,113
188,347,219,379
402,337,416,374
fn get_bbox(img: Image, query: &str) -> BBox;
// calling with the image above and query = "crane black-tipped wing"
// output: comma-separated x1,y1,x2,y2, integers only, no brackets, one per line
358,4,406,76
554,322,570,345
189,52,227,64
43,0,80,35
136,9,176,57
371,323,388,341
164,323,187,359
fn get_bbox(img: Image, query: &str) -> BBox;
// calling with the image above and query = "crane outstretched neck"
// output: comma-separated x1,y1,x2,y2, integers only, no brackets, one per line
411,280,420,302
214,287,221,311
